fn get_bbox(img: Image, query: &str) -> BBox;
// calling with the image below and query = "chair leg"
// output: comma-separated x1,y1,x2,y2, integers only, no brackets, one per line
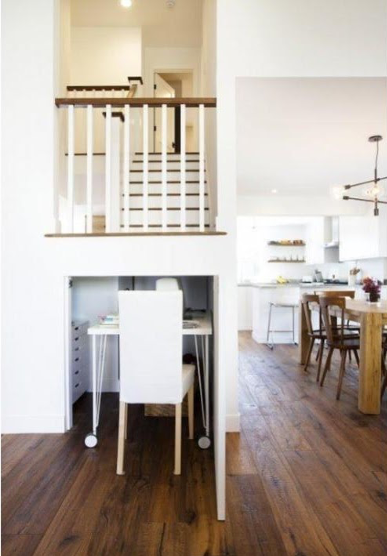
116,401,126,475
381,368,387,400
315,343,320,362
188,385,194,440
320,347,334,387
316,339,325,383
303,337,315,373
266,304,273,350
353,349,360,367
336,350,347,400
174,403,182,475
124,403,128,440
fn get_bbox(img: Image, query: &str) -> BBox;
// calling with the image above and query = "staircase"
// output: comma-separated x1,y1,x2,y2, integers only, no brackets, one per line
120,152,210,231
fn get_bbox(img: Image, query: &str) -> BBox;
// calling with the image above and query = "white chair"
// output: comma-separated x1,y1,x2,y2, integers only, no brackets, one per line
116,290,195,476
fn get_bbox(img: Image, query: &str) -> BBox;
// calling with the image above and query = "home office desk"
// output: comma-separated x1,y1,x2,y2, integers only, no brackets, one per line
86,312,213,447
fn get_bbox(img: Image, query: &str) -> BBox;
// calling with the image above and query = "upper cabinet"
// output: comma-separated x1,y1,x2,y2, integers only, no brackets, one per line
339,206,387,261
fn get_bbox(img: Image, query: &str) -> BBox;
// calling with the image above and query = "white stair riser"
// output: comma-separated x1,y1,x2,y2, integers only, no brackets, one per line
124,183,203,196
122,210,210,226
130,171,203,181
134,153,199,161
122,195,208,210
131,161,199,171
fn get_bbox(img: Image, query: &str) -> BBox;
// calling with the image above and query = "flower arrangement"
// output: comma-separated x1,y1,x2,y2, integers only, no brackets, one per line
362,277,382,302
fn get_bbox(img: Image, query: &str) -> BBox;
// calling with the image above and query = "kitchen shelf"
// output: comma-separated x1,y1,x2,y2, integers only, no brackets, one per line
268,259,306,263
267,241,306,246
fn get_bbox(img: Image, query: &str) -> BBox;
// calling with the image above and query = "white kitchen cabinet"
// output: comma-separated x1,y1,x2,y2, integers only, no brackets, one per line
339,206,387,261
238,285,253,330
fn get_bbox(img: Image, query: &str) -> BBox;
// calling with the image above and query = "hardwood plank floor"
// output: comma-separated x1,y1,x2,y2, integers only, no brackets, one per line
2,332,386,555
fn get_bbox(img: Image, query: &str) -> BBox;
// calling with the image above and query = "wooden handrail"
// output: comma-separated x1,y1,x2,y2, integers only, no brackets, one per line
127,76,143,85
55,97,217,108
67,85,131,92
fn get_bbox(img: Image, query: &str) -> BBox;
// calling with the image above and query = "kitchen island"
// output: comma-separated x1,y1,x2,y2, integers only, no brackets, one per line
238,282,381,344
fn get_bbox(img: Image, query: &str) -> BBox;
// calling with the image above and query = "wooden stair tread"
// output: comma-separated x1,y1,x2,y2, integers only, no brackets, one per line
122,193,208,197
130,169,204,173
130,180,206,184
46,231,225,237
121,207,209,211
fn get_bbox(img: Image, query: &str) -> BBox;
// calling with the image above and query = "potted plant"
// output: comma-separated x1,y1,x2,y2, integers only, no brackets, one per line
362,277,382,303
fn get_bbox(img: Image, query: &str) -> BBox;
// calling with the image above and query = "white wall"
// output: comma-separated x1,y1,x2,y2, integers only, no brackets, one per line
70,27,142,154
70,27,142,85
201,0,218,221
2,0,62,432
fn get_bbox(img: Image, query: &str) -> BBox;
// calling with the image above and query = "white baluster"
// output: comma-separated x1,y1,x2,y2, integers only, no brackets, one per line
143,104,149,230
105,104,112,233
161,103,167,231
86,104,93,233
180,104,186,231
67,104,74,232
199,104,205,232
123,104,130,231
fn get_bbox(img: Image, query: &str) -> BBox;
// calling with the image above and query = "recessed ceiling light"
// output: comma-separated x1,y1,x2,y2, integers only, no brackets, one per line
271,189,277,194
120,0,132,8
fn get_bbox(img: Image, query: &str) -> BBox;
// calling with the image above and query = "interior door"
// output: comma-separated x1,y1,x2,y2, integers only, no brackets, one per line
154,73,175,153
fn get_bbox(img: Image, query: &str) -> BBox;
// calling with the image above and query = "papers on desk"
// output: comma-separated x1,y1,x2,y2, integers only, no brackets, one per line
98,314,119,326
183,320,199,329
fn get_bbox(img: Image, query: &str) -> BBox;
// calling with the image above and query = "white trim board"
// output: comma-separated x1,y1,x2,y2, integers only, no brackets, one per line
2,415,66,434
226,413,240,432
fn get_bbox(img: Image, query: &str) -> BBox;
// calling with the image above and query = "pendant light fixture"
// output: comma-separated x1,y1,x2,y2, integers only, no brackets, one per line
342,135,387,216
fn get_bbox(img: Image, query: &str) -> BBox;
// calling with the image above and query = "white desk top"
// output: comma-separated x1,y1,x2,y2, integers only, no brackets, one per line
88,311,213,336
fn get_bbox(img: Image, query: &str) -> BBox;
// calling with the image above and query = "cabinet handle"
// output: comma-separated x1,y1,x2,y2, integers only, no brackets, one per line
75,357,79,362
74,383,80,388
75,370,79,375
74,326,79,331
74,337,79,342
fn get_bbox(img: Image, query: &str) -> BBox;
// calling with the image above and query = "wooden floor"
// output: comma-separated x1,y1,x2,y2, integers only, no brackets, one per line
2,333,387,555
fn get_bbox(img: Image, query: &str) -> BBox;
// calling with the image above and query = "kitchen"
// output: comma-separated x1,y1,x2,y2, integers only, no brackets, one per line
238,214,387,342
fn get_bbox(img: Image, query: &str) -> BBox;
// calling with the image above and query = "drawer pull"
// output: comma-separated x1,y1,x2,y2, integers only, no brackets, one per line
74,326,79,331
75,357,79,362
74,337,79,342
74,383,80,388
74,370,79,375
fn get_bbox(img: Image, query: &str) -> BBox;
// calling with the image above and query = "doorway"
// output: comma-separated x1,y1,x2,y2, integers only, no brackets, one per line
153,71,194,153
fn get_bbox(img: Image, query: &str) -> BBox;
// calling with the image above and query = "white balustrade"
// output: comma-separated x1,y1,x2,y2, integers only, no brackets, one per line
199,104,205,232
67,104,74,232
59,97,215,235
180,104,186,231
86,104,93,233
161,103,167,231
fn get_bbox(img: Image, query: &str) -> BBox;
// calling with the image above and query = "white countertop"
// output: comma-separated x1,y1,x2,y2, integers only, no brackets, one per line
238,281,356,289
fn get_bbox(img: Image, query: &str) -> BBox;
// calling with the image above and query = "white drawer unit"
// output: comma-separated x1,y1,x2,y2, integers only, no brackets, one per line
71,321,89,403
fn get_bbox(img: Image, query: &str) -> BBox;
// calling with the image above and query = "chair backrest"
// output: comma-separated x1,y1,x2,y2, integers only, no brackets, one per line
319,296,346,345
155,277,180,291
118,291,183,404
318,290,355,299
301,293,322,335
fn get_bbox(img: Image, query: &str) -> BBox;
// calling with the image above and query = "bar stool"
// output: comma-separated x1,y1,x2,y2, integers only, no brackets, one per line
266,301,298,350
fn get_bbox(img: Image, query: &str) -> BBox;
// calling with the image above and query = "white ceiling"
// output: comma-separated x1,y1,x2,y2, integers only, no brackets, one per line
236,77,387,197
71,0,203,48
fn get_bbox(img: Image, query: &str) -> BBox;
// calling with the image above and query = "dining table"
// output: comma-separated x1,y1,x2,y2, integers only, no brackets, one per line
299,298,387,415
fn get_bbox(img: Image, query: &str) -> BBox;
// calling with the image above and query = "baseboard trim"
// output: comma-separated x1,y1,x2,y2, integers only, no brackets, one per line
2,415,66,434
226,413,240,432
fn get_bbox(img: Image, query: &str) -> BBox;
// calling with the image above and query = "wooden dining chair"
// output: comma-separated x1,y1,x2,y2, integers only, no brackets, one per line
381,332,387,399
301,294,326,381
319,296,360,400
116,290,195,476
